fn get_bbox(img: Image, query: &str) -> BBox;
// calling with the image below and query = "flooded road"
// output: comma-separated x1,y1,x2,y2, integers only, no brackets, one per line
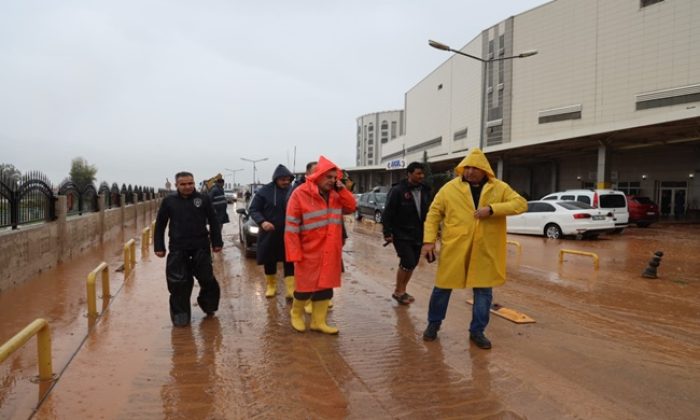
2,207,699,419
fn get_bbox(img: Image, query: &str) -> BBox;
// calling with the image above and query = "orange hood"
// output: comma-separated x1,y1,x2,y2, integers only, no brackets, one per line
307,155,343,184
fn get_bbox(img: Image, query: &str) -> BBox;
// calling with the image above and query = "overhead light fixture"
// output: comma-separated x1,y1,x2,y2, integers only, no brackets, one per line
642,174,647,180
690,173,695,179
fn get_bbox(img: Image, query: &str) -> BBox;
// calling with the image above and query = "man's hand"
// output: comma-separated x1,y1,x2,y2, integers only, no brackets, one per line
421,243,436,263
155,251,165,258
474,206,492,219
212,247,222,253
261,221,275,231
335,180,346,190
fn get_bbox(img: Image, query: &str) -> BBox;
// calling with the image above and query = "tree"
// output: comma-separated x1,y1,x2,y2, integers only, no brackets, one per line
0,163,22,182
69,157,97,189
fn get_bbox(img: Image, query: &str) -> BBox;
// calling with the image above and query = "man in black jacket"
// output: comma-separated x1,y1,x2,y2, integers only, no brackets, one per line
249,164,295,299
208,177,229,236
155,171,223,326
382,162,431,305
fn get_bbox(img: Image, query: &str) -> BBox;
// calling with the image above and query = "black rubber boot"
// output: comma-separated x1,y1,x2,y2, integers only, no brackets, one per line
423,322,441,341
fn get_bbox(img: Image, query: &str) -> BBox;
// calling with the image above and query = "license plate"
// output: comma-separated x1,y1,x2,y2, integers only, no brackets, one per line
647,212,656,215
592,215,605,220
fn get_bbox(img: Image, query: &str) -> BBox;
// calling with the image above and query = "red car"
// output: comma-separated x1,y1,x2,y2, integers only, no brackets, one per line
627,195,659,227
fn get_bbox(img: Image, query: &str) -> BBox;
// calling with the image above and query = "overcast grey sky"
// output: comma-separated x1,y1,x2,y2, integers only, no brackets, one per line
1,0,548,189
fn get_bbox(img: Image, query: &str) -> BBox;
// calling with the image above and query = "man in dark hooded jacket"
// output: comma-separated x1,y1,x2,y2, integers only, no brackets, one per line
208,178,229,236
249,164,296,299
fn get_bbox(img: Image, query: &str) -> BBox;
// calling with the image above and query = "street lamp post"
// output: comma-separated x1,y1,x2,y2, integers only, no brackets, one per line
428,40,537,149
224,168,244,190
240,157,268,186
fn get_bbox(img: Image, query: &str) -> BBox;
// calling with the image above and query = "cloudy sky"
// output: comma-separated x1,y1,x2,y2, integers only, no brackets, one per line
1,0,548,189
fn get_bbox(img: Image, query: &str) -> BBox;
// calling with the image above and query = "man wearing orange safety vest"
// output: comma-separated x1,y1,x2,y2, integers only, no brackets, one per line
285,156,356,334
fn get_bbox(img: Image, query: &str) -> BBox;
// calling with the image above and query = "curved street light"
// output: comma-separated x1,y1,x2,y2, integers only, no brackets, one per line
428,39,537,148
240,157,268,186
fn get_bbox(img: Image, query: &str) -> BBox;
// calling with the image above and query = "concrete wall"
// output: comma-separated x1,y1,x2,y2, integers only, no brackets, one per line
510,0,700,146
0,194,160,292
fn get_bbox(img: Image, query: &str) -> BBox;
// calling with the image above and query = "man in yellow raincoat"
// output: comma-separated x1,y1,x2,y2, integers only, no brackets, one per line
421,148,526,349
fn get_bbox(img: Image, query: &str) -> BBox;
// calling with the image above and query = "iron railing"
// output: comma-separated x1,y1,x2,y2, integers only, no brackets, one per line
0,171,56,230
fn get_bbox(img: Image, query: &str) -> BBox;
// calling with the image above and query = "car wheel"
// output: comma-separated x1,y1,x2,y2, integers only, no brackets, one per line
544,223,562,239
374,211,382,224
355,210,362,221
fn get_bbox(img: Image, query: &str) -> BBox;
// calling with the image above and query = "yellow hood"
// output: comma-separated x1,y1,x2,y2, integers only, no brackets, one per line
455,148,495,178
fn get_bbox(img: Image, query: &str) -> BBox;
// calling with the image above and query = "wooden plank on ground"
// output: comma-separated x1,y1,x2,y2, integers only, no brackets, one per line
466,299,536,324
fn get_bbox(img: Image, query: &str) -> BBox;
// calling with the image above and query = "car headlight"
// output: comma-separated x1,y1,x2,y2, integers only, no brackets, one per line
248,226,259,234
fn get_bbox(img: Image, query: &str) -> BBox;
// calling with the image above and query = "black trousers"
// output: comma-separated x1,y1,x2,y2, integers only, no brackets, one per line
166,248,220,323
264,261,294,276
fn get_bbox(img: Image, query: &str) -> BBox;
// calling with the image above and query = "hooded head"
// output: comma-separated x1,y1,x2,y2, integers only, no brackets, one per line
307,155,343,193
271,164,295,189
454,148,495,180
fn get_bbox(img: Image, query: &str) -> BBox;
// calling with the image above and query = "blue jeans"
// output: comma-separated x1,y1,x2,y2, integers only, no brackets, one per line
427,286,493,334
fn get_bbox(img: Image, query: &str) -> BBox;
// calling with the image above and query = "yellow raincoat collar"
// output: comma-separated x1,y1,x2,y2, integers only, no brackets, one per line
454,148,495,178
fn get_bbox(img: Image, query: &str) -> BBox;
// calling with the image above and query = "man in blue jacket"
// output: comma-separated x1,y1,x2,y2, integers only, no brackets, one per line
382,162,431,305
249,164,296,299
154,171,222,327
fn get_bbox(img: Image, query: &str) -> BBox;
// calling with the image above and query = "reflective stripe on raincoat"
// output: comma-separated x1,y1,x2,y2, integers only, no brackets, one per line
423,148,527,289
285,156,356,292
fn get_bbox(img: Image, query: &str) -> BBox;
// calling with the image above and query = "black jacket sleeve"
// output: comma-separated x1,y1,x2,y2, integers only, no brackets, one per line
248,192,266,226
154,198,170,253
382,187,399,237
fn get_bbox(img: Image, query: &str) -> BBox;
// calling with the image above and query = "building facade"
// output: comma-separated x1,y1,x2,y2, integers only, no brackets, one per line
356,110,405,167
351,0,700,216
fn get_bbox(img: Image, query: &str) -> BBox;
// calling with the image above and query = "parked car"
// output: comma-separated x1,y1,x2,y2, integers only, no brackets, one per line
541,189,629,232
224,190,237,203
355,191,387,223
507,200,615,239
627,195,659,227
235,198,259,258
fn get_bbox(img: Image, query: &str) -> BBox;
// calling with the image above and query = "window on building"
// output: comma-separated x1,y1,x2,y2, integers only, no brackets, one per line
641,0,663,7
368,139,373,145
486,125,503,146
381,121,388,130
453,128,468,141
539,111,581,124
368,123,374,132
381,135,388,144
617,181,641,195
391,121,397,139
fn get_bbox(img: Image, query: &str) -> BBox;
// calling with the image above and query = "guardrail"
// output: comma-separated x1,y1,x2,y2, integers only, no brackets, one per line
559,249,599,269
0,319,53,381
123,239,136,277
87,262,110,317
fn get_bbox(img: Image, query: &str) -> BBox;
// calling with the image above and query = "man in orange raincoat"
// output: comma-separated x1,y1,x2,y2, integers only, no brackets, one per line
285,156,356,334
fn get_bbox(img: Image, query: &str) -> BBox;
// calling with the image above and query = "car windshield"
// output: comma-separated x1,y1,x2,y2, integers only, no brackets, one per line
375,193,387,204
600,194,626,208
557,201,594,210
633,196,654,205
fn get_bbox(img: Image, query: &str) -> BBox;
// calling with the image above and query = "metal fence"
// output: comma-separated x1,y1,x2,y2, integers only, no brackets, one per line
0,171,56,230
58,180,98,216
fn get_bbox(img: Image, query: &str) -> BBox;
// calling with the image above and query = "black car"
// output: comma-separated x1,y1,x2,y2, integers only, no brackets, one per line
236,199,259,258
355,192,387,223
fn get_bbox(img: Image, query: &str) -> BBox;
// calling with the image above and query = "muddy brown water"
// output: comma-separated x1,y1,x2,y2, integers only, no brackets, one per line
2,209,699,419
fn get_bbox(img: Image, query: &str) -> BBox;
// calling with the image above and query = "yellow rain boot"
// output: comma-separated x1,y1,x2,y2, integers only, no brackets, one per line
284,276,295,300
304,300,312,314
290,298,307,332
310,299,339,335
265,275,277,298
328,300,334,309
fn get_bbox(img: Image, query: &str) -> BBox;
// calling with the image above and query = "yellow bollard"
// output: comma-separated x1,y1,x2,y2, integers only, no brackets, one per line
141,227,150,253
124,239,136,277
87,262,110,317
0,319,53,381
507,240,522,255
559,249,599,269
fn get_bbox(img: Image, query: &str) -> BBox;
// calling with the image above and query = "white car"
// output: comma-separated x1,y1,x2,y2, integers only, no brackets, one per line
507,200,615,239
541,189,629,231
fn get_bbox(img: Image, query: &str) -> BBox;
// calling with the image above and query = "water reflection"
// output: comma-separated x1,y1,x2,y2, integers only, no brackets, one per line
161,317,222,419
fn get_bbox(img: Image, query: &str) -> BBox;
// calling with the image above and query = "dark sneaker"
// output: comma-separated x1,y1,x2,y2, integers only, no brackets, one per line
469,332,492,349
172,313,191,327
423,322,441,341
205,311,216,318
